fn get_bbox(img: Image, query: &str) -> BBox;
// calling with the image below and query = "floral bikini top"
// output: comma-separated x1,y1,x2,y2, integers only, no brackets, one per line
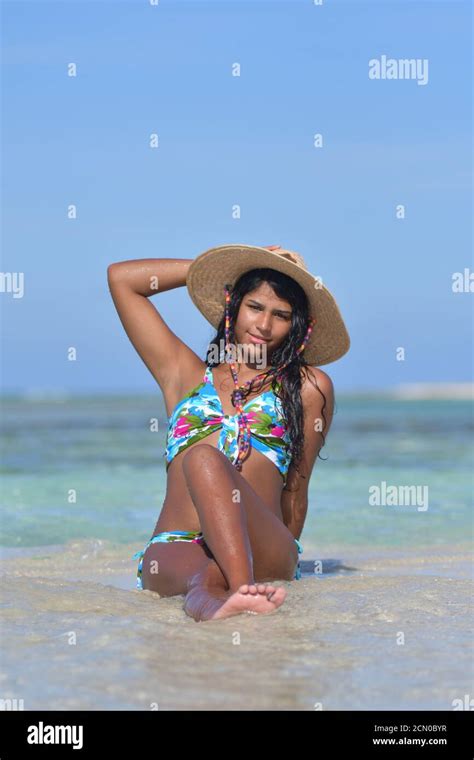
163,365,292,483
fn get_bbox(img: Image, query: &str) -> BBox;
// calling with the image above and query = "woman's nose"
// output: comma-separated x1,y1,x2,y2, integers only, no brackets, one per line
257,313,272,332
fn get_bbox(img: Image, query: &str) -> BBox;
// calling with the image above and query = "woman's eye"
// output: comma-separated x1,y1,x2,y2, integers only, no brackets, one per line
248,304,289,319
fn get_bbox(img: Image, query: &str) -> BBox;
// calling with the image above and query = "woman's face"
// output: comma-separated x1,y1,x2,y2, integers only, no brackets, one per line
233,281,293,362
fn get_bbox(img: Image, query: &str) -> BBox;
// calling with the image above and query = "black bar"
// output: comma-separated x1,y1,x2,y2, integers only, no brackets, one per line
0,710,472,757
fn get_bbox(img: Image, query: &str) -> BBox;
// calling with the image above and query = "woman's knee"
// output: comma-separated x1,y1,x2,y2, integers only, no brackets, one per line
181,444,224,479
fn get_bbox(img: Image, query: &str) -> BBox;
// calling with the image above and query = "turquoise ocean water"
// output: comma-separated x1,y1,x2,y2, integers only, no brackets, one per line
1,394,472,551
1,393,472,711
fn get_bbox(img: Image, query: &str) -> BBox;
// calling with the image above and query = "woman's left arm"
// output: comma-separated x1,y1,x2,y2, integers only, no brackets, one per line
280,483,308,541
281,368,335,539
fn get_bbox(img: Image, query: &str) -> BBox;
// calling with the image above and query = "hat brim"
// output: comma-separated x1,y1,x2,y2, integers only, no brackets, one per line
187,244,350,367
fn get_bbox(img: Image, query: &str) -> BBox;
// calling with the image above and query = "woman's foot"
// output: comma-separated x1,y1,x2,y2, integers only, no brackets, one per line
211,583,287,620
184,582,287,622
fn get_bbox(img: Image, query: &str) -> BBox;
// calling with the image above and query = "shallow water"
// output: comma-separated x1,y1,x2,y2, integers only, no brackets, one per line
1,395,472,709
0,539,472,710
1,396,473,549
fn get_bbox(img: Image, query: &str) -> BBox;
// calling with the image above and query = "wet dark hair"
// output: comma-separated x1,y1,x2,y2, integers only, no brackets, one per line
205,267,331,486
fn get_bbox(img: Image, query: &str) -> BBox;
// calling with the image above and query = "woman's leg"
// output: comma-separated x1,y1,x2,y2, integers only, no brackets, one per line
180,444,298,621
138,539,223,596
138,538,286,622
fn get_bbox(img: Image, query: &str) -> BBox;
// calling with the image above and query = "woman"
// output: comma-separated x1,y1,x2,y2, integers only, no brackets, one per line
107,244,350,622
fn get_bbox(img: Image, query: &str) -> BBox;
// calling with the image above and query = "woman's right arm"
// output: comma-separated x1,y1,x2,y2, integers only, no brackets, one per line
107,258,192,297
107,258,197,391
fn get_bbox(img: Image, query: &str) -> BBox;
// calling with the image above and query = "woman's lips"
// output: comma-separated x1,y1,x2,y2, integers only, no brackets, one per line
248,333,270,344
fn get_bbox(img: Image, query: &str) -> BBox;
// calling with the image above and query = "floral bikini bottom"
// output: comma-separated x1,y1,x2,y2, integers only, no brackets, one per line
132,530,304,590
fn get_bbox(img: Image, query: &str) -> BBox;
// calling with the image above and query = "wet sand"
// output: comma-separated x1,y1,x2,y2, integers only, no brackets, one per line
0,539,472,710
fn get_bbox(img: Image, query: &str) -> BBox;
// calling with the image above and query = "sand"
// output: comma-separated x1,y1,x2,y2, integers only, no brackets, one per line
0,538,472,711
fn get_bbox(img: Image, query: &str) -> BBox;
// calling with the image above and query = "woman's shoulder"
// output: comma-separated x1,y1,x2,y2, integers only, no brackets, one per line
299,365,334,409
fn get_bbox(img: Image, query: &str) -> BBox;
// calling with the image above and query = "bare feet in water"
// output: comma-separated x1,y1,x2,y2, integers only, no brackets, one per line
211,583,287,620
184,581,287,622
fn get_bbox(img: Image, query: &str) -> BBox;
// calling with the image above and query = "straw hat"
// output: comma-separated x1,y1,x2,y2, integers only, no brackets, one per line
186,243,350,367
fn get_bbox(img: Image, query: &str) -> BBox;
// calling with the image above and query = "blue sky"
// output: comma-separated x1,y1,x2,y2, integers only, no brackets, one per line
1,0,472,394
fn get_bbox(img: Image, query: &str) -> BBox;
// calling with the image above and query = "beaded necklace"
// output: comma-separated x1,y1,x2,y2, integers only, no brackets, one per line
222,283,316,471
